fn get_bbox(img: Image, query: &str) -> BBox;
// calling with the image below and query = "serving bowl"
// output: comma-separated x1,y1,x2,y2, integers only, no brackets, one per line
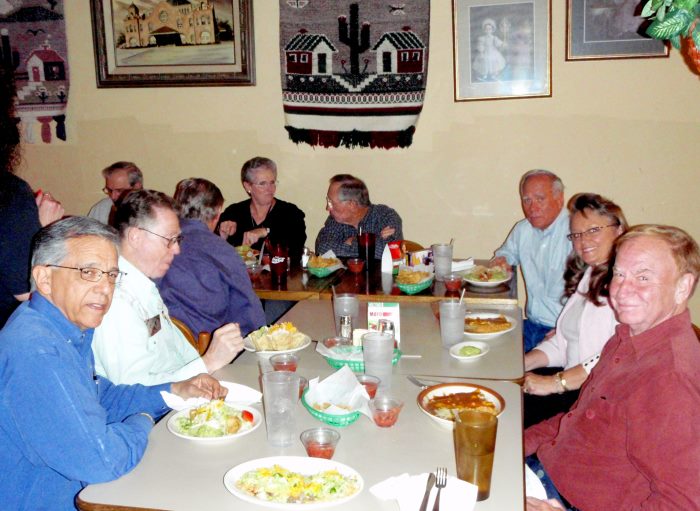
416,383,504,430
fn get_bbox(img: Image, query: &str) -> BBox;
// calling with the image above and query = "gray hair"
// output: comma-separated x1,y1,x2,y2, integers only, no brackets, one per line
330,174,370,207
174,178,224,223
241,157,277,184
30,216,119,290
113,189,177,238
101,161,143,187
519,169,564,196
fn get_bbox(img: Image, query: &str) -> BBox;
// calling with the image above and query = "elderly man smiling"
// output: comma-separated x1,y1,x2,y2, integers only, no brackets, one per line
492,169,571,352
0,217,226,510
525,224,700,511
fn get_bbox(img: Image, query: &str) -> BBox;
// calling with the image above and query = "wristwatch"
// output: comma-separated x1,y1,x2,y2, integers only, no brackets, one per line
555,372,570,393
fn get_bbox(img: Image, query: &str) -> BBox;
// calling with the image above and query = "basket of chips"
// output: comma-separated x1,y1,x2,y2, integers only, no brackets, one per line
395,266,434,295
307,253,343,278
301,390,361,428
323,346,402,372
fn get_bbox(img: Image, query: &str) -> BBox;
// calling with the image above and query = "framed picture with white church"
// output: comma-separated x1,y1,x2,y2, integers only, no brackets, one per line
90,0,255,87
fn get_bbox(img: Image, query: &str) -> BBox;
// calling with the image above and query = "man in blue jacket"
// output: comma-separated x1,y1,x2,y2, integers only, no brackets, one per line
0,216,226,510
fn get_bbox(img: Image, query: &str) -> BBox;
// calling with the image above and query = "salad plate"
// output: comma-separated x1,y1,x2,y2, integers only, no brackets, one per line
244,323,312,358
243,336,311,357
461,265,511,288
463,312,516,340
167,402,261,442
449,341,490,361
224,455,363,509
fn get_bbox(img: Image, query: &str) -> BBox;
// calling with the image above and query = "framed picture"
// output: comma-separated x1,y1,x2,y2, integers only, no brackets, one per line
90,0,255,87
452,0,551,102
566,0,669,60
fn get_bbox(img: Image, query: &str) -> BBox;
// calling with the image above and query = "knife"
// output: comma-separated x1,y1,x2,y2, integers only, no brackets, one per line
419,472,436,511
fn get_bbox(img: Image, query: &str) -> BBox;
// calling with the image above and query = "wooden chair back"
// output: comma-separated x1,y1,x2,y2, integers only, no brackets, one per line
171,316,210,355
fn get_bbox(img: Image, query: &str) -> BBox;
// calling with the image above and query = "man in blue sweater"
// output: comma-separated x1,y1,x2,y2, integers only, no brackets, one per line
0,216,226,510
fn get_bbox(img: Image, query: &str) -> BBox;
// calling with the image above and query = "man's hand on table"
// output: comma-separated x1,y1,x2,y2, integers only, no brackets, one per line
202,322,244,373
526,497,565,510
171,373,228,400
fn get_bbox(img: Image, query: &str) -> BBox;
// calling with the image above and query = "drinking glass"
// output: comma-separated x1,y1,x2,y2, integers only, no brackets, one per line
454,410,498,501
432,243,453,281
439,299,467,347
358,232,376,272
262,371,299,447
362,331,394,392
333,293,359,336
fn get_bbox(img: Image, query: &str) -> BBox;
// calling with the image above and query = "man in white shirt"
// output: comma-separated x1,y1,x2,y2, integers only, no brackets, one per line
491,170,571,352
93,190,244,385
87,161,144,225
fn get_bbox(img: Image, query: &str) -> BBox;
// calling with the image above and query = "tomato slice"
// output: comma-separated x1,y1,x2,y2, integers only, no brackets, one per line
241,410,254,423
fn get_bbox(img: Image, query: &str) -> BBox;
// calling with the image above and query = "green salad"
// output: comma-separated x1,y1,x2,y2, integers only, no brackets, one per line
463,265,509,282
176,400,254,438
235,464,360,503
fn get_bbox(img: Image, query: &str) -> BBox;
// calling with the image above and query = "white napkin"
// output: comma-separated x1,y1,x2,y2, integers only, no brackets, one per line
160,381,262,411
525,463,547,500
370,472,477,511
451,258,475,272
315,342,364,361
305,365,372,418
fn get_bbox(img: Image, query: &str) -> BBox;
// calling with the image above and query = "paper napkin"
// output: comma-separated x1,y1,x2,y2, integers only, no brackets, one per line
525,463,547,500
370,472,477,511
305,365,372,418
451,258,475,272
160,381,262,411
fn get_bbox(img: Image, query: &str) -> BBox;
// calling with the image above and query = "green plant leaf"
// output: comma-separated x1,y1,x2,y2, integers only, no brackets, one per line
647,9,694,39
642,0,658,16
693,27,700,47
671,34,682,48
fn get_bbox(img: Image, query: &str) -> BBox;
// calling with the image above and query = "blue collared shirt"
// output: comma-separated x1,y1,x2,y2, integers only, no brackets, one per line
495,208,572,327
0,294,170,510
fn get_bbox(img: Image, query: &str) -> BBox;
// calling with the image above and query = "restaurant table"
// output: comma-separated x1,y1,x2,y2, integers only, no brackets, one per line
77,361,524,511
253,299,524,382
252,260,518,306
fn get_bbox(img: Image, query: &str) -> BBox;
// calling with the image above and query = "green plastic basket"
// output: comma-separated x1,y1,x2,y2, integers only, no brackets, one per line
301,390,360,428
307,266,337,278
323,346,402,372
396,277,434,295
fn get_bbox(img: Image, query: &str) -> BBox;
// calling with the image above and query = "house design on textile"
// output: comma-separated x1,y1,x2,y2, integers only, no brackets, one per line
372,28,425,75
122,0,219,48
284,30,337,75
26,45,66,82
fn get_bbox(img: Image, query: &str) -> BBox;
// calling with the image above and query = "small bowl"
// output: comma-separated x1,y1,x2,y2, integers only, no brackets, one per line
297,376,309,400
269,353,299,372
443,273,463,292
346,258,365,274
246,263,262,281
322,336,353,349
355,374,380,398
300,427,341,459
369,396,404,428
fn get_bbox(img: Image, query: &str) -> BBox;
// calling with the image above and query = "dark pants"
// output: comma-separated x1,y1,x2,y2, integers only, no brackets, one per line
526,455,580,511
523,319,553,353
523,367,581,428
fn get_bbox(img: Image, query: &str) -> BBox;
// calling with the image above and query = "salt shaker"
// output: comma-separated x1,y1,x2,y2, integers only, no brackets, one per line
301,247,311,269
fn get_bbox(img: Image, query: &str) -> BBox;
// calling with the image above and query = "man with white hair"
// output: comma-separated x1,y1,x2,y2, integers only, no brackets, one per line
87,161,143,225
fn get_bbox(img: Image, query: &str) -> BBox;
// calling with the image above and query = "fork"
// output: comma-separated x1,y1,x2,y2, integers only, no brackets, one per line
432,467,447,511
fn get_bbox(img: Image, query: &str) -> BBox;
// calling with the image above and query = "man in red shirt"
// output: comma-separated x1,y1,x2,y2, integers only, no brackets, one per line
525,224,700,511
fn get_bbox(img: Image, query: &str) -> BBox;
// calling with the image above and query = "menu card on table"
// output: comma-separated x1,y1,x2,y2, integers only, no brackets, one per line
367,302,401,345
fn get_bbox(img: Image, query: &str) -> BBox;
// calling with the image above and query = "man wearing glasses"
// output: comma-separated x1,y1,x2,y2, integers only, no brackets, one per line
93,190,244,385
87,161,143,225
0,216,227,510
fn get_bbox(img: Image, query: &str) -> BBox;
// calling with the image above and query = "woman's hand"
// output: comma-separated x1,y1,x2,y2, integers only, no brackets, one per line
523,372,559,396
242,227,269,247
35,192,64,226
218,220,237,239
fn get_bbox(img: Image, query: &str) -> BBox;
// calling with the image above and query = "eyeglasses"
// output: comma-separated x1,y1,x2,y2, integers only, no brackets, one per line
250,180,278,188
138,227,183,248
46,265,125,284
102,186,132,196
567,224,618,241
326,196,347,209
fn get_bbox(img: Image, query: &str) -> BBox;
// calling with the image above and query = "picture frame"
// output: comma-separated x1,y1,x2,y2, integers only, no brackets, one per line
566,0,669,61
90,0,255,88
452,0,551,102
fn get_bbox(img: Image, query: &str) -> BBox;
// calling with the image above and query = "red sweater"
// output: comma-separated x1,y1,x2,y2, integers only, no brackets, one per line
525,310,700,510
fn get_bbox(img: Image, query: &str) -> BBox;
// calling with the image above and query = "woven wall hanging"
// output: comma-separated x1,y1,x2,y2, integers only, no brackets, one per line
0,0,69,143
280,0,430,149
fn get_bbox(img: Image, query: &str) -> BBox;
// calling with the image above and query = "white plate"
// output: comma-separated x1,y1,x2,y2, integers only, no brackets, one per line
417,383,505,430
166,405,262,442
224,455,364,509
462,269,511,288
463,313,516,340
243,335,312,358
449,341,490,361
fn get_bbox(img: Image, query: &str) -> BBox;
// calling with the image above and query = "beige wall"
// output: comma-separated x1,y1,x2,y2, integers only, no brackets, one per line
17,2,700,317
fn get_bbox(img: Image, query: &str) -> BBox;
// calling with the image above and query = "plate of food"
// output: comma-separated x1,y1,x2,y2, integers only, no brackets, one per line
235,245,260,267
307,254,344,278
417,383,505,429
224,456,363,509
167,400,261,442
395,266,434,295
244,323,311,357
449,341,490,361
463,312,516,339
462,265,511,288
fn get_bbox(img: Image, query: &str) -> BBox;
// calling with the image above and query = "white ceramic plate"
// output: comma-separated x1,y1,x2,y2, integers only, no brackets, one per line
449,341,490,361
166,405,262,443
463,312,516,340
462,269,511,288
243,335,312,358
417,383,505,430
224,455,364,509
